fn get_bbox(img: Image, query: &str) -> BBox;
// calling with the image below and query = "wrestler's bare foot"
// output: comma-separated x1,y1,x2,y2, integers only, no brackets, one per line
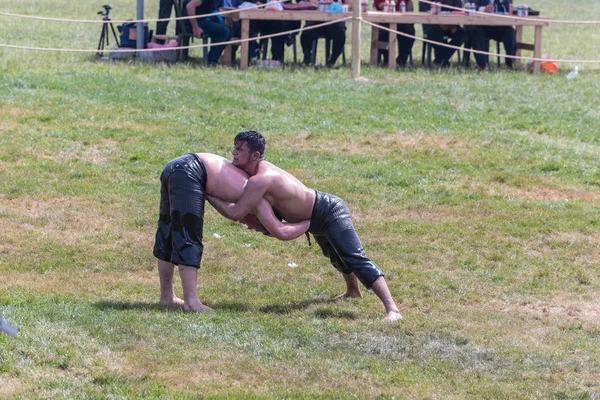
183,301,213,313
385,310,402,322
159,296,185,306
333,289,363,300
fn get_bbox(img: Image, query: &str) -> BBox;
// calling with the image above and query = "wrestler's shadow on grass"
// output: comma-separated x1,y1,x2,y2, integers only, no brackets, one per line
94,300,251,313
94,300,184,312
93,299,357,318
260,297,359,319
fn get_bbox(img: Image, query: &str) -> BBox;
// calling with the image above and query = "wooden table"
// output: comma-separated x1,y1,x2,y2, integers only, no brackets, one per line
237,9,549,72
365,12,549,72
238,9,351,69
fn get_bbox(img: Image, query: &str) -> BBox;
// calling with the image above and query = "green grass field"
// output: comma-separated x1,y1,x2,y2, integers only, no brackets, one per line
1,0,600,398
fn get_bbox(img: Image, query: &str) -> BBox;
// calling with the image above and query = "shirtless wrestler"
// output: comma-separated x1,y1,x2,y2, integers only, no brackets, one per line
154,152,310,312
208,131,402,321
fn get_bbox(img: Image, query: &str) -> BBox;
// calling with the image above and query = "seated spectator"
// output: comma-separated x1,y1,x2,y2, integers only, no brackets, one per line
230,0,298,63
470,0,516,69
185,0,232,65
374,0,415,67
256,2,290,63
230,0,262,62
300,0,347,66
155,0,176,45
419,0,465,67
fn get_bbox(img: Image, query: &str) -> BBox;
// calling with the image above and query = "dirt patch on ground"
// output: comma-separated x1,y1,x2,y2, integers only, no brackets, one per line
37,139,120,166
0,377,25,397
273,132,474,155
353,205,490,225
0,106,28,118
496,294,600,327
521,232,600,267
486,179,600,203
0,195,121,247
2,270,157,295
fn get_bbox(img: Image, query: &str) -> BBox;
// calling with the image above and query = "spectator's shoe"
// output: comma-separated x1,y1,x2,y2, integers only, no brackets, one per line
0,317,18,336
433,58,450,68
284,34,295,47
395,56,412,69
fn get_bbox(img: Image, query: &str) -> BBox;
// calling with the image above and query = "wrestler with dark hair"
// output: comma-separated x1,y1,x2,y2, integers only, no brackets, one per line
234,130,266,158
209,131,402,321
154,152,310,312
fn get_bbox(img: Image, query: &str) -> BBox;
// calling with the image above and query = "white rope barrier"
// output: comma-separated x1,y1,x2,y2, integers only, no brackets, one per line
0,0,600,25
362,19,600,64
0,1,286,25
2,0,600,25
0,17,351,54
417,0,600,24
1,4,599,64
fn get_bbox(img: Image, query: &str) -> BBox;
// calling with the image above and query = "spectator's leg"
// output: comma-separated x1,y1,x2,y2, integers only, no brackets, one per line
425,25,453,66
472,26,490,69
261,20,286,61
325,22,346,66
395,24,415,67
444,26,466,66
422,24,441,66
462,25,477,66
300,22,317,64
499,26,516,67
155,0,175,44
198,19,231,65
282,21,301,63
378,23,390,66
248,20,261,60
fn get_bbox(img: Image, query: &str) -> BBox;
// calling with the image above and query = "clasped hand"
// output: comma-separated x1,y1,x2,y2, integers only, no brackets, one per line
193,25,204,38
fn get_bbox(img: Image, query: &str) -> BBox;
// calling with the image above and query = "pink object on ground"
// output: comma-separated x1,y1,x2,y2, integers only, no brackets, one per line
147,41,178,49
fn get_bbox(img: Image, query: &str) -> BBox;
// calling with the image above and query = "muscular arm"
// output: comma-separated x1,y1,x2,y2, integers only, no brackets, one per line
208,177,268,221
208,196,309,240
253,199,310,241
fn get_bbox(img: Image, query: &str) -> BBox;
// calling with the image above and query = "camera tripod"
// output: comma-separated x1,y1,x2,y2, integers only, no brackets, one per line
97,5,120,57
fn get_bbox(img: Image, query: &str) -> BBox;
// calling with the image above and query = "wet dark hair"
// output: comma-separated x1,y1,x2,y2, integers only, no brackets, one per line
235,130,266,157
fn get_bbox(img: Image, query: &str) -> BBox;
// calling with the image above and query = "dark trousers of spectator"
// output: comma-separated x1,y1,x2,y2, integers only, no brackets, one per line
472,25,516,68
422,24,466,67
197,19,231,64
155,0,176,44
232,20,260,62
377,24,415,67
300,22,346,66
257,20,288,61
